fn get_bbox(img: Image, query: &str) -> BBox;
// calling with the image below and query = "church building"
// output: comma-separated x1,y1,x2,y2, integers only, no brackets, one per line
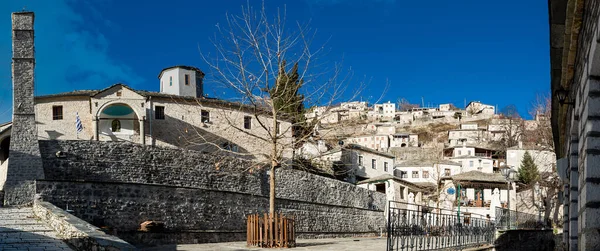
0,65,293,164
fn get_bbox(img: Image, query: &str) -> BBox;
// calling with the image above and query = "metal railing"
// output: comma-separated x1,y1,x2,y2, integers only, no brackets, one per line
494,207,547,230
387,201,495,251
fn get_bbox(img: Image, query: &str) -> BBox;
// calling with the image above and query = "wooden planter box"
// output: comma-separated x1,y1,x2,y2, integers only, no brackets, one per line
247,213,296,248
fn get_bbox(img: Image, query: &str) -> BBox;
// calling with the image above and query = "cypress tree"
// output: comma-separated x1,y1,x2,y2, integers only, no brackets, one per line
518,151,540,184
268,61,313,140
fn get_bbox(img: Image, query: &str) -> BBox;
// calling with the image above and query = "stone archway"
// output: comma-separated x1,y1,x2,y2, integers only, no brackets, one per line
0,136,9,163
97,103,140,142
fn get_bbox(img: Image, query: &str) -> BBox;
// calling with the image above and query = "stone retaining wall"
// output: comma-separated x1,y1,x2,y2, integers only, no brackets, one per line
36,140,386,245
33,200,136,251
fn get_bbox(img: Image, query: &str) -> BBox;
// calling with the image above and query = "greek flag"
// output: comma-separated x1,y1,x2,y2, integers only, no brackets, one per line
75,112,83,133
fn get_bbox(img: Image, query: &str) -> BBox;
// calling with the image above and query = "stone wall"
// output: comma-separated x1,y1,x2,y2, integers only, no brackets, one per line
36,140,386,245
33,200,136,251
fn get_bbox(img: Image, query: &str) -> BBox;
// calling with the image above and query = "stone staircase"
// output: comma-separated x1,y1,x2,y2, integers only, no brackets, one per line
0,207,73,250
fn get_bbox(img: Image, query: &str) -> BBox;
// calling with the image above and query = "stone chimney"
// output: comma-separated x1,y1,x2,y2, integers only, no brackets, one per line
1,12,44,206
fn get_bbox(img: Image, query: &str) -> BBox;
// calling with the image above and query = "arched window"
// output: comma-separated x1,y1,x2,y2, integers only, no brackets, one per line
111,119,121,132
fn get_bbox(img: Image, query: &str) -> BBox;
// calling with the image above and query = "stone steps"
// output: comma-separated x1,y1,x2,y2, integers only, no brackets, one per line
0,207,73,250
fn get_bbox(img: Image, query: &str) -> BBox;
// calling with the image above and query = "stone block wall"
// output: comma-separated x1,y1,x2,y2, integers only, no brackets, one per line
36,140,386,245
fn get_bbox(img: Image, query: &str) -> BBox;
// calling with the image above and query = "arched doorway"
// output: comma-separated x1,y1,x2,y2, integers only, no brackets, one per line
0,136,10,163
98,103,139,140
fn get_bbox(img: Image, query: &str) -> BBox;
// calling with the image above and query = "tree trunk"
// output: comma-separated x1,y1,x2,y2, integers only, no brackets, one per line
270,158,276,215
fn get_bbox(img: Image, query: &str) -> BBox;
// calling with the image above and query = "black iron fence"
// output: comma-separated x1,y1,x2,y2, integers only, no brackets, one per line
387,201,495,251
494,207,547,230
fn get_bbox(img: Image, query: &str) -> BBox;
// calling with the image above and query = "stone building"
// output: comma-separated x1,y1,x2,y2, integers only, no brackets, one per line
465,101,495,116
549,0,600,250
318,143,396,182
1,66,293,162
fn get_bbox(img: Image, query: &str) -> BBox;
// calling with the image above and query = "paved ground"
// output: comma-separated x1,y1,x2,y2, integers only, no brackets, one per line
142,237,387,251
0,207,73,251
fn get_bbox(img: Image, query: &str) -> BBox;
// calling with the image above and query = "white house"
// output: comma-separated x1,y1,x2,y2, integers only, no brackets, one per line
394,159,462,185
340,144,396,182
447,124,487,146
465,101,495,116
506,146,556,174
373,101,396,118
389,133,419,147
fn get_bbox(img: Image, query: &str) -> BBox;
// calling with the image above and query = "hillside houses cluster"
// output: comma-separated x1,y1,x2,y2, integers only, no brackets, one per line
301,99,555,218
306,100,496,125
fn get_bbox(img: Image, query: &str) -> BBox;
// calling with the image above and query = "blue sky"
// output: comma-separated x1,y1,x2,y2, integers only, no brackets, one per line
0,0,549,123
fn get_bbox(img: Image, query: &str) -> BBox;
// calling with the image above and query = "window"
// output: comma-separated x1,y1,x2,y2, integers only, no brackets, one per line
276,122,281,134
358,156,364,166
244,116,252,129
372,159,377,169
375,183,386,194
169,76,172,86
52,106,63,120
155,106,165,120
184,74,190,85
469,161,474,167
111,119,121,132
222,142,239,152
399,187,405,199
116,91,122,97
412,171,419,178
201,110,210,123
468,150,472,155
423,171,429,178
444,168,451,176
384,162,388,172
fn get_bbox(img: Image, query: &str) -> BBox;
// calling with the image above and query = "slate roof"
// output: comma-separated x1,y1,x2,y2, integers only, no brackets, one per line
0,122,11,135
345,144,395,158
357,174,423,191
395,159,461,167
158,65,205,79
451,171,506,184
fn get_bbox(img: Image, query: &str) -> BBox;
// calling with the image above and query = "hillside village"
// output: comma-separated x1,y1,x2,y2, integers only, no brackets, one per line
298,99,556,219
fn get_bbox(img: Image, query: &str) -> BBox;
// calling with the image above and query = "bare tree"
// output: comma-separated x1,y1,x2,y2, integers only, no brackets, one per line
397,98,420,112
521,93,561,226
491,104,524,152
184,3,364,215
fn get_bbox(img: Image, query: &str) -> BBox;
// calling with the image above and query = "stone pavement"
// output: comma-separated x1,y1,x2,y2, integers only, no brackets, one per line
142,237,387,251
0,207,73,251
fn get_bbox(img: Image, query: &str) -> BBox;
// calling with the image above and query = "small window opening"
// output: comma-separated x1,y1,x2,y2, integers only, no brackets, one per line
244,116,252,129
52,106,63,120
155,106,165,120
111,119,121,132
201,110,210,123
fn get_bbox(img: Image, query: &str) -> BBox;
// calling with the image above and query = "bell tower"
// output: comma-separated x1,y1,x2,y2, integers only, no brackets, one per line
1,11,44,206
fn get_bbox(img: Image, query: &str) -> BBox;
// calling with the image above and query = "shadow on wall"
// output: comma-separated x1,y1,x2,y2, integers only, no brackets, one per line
152,114,253,159
0,136,9,162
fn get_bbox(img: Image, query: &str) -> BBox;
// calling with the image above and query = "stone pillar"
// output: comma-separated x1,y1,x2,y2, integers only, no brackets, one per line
577,76,600,250
139,117,145,145
94,116,99,141
2,12,44,206
568,133,578,251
